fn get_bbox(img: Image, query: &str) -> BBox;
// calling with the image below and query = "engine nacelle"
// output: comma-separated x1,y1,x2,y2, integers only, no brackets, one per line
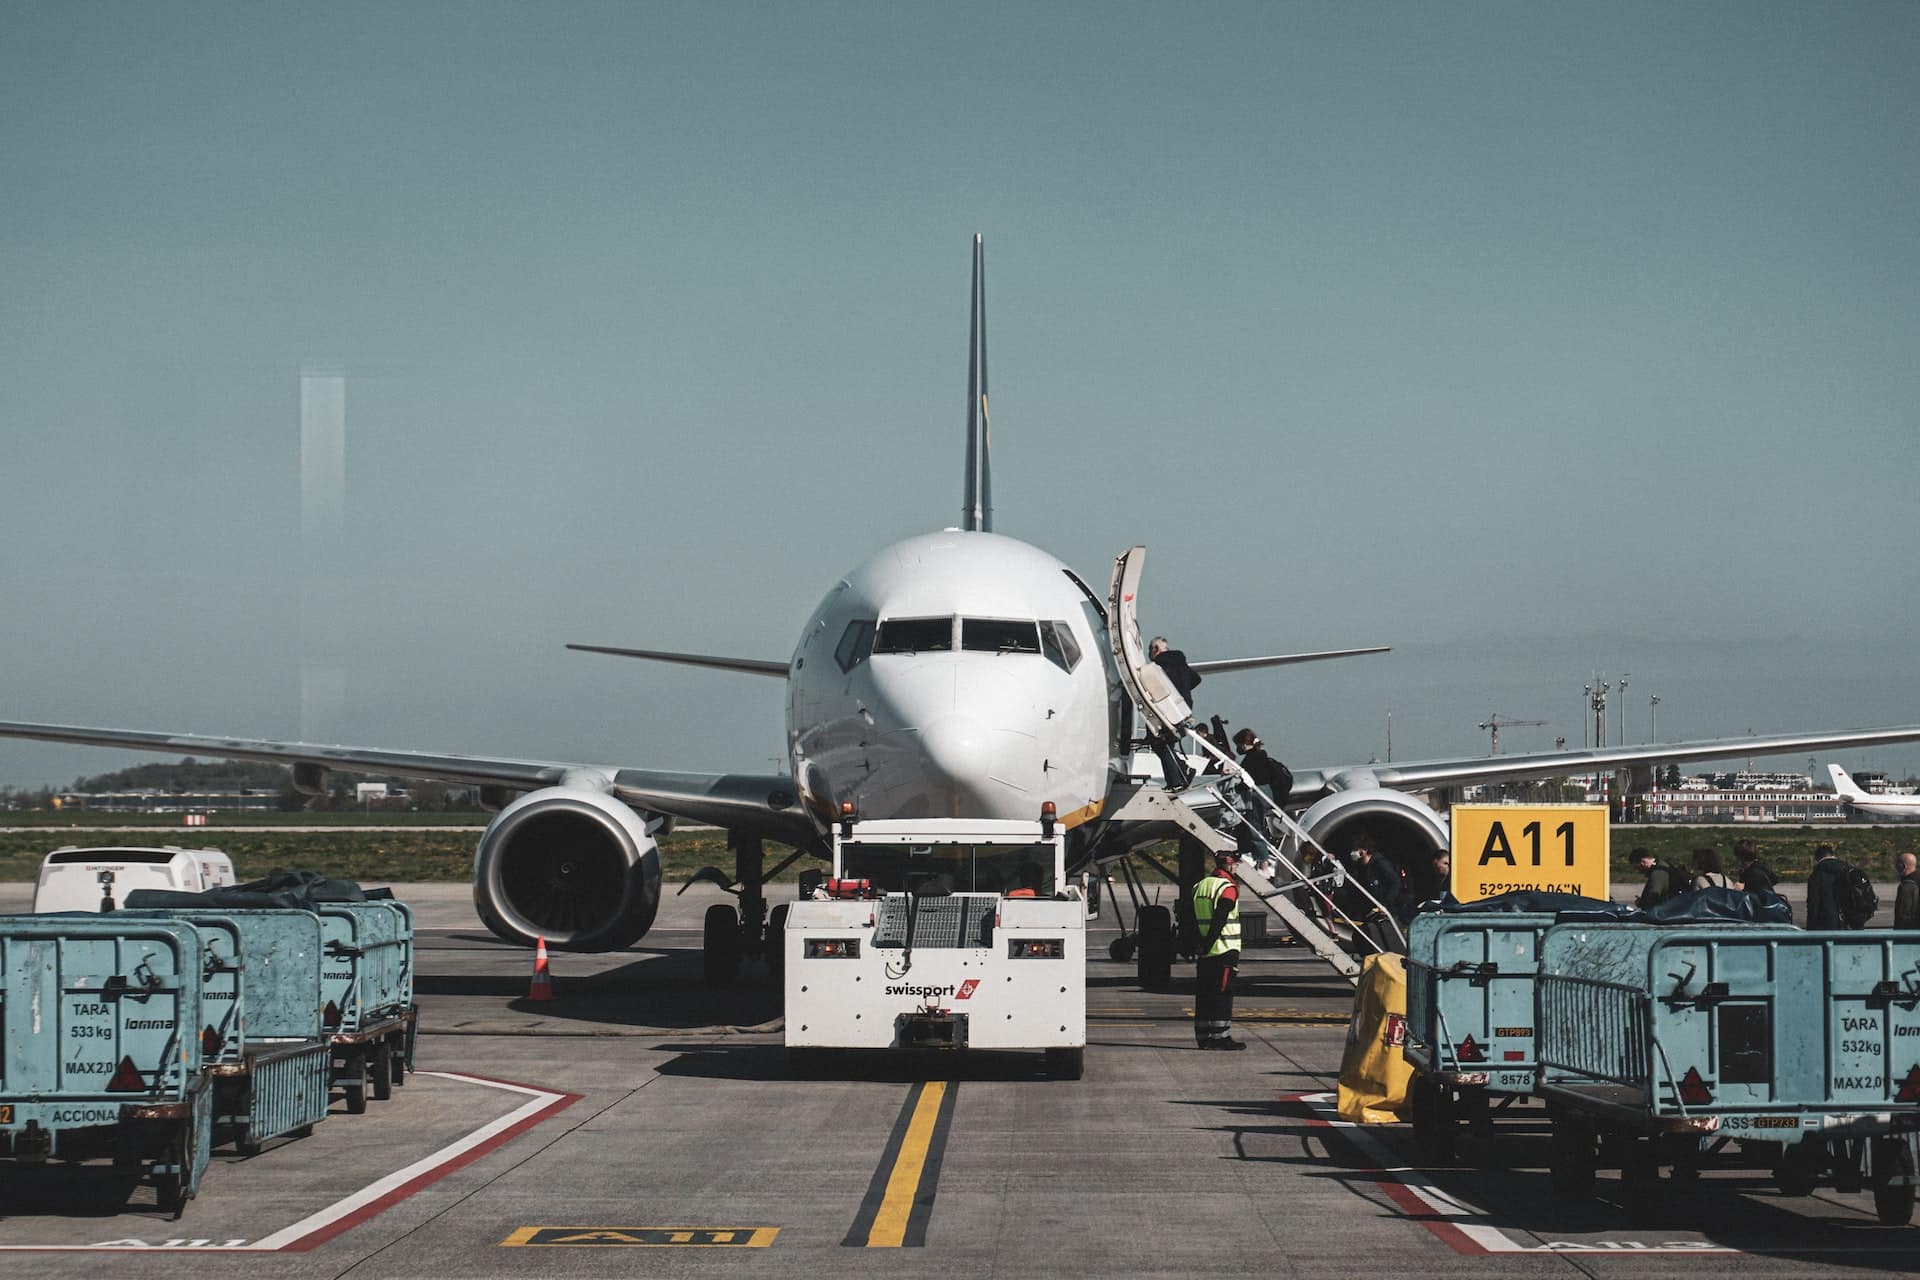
1290,786,1450,872
472,785,663,951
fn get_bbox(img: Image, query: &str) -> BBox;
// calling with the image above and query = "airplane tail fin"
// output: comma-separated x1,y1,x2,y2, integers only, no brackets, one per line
1828,762,1869,798
961,234,991,532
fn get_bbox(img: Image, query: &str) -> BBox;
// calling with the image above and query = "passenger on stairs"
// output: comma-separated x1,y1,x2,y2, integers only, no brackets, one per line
1148,636,1203,708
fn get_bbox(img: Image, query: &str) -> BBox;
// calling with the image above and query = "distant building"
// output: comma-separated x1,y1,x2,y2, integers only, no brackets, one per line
54,789,279,814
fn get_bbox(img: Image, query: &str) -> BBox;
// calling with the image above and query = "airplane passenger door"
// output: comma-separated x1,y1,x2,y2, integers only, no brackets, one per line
1106,546,1192,740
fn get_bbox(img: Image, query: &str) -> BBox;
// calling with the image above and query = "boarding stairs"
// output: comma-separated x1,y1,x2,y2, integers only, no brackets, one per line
1102,546,1407,987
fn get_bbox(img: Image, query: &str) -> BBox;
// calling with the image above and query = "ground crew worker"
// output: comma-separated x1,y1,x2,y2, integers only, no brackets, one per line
1895,852,1919,930
1192,849,1245,1051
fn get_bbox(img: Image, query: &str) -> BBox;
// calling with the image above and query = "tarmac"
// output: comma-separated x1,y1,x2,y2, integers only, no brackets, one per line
1,878,1916,1278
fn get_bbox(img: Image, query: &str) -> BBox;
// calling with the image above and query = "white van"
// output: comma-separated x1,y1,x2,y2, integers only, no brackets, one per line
33,846,240,913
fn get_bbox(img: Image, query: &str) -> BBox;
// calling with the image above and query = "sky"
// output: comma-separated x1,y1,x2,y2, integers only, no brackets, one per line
2,2,1917,791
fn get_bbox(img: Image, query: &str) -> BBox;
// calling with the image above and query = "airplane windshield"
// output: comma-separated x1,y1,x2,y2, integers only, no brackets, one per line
873,617,954,654
837,841,1058,896
961,618,1040,654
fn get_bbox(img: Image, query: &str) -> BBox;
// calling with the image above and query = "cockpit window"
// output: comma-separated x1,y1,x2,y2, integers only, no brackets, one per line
962,618,1041,654
834,619,876,672
873,616,954,654
1039,620,1082,672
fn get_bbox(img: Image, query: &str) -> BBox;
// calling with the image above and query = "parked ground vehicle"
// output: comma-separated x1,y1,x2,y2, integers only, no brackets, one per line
783,809,1088,1078
33,846,236,913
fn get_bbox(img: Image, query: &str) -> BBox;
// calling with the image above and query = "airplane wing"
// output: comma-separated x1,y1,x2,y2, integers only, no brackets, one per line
1189,646,1389,675
0,719,815,843
565,644,789,677
1286,725,1920,798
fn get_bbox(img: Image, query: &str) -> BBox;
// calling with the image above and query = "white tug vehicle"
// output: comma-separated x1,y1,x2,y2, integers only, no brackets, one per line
784,802,1088,1079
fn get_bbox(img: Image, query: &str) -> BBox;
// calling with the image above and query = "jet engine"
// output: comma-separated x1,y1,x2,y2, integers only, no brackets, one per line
472,786,663,951
1291,786,1449,872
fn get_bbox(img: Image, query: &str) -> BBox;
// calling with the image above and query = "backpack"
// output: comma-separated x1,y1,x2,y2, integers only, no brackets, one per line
1842,862,1879,928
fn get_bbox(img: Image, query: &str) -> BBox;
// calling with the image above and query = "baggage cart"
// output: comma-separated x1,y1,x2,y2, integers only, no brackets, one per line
1404,911,1559,1161
1536,923,1920,1223
316,903,417,1112
0,916,214,1216
123,908,332,1154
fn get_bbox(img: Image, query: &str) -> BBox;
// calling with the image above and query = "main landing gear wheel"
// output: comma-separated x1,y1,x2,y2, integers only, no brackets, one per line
1045,1047,1085,1080
1135,906,1174,987
703,903,742,987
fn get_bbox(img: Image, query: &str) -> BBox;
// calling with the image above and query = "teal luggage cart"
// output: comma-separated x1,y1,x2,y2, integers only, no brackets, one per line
0,916,214,1216
1537,923,1920,1223
1404,911,1559,1161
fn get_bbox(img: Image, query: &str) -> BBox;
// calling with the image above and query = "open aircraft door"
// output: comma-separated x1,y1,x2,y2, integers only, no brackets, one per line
1106,546,1192,740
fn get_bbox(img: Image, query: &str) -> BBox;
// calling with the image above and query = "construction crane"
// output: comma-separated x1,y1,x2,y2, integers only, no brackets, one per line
1478,713,1547,755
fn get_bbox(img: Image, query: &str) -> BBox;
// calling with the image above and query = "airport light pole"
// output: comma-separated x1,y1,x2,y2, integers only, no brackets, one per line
1619,674,1630,746
1649,693,1660,743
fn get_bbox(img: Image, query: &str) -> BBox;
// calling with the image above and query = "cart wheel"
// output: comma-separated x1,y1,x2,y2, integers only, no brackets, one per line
157,1168,185,1218
1136,906,1174,987
1620,1136,1662,1220
1044,1047,1084,1081
1871,1135,1915,1226
1774,1137,1822,1197
704,904,742,988
1108,936,1136,963
236,1135,262,1157
372,1041,394,1101
1547,1112,1596,1200
1410,1075,1456,1165
390,1039,408,1087
765,904,790,985
343,1056,370,1115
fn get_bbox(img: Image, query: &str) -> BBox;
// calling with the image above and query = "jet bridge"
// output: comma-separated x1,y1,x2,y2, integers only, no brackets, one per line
1102,547,1406,988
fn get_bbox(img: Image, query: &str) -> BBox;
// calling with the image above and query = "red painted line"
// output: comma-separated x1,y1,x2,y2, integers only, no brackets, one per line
283,1082,579,1252
0,1072,579,1254
1277,1091,1484,1254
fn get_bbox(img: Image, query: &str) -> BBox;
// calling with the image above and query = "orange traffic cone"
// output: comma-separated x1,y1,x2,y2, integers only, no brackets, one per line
528,936,554,1002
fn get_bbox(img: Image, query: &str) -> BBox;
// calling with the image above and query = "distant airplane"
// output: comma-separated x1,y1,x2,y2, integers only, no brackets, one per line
5,237,1920,960
1828,763,1920,820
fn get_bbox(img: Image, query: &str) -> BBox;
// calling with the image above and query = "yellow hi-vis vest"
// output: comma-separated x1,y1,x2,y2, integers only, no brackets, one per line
1192,872,1241,957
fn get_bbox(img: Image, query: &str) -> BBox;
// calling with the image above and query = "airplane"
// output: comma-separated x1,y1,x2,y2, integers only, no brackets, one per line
4,236,1920,974
1828,764,1920,820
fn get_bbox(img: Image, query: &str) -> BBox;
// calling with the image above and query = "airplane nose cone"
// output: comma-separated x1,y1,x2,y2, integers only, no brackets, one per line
918,716,993,808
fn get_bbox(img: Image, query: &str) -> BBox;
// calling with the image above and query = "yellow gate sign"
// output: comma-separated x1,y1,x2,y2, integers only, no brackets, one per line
1449,805,1609,903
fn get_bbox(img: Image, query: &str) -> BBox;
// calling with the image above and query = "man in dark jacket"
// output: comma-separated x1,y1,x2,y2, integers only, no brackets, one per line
1894,851,1919,930
1805,843,1853,930
1628,848,1682,908
1337,841,1403,952
1148,636,1202,708
1230,728,1294,808
1735,840,1778,894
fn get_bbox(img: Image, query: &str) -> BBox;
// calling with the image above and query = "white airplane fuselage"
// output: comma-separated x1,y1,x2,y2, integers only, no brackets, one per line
785,530,1120,830
1830,764,1920,819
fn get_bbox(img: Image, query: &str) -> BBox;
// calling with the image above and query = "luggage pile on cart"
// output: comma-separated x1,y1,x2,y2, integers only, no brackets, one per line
1404,888,1920,1222
0,873,418,1217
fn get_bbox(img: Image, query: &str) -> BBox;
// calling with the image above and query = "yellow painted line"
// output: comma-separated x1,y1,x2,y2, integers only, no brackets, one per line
501,1226,778,1247
867,1080,946,1248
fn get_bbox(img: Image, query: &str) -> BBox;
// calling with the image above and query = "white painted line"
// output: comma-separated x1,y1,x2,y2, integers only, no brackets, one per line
1293,1091,1740,1255
0,1070,577,1253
